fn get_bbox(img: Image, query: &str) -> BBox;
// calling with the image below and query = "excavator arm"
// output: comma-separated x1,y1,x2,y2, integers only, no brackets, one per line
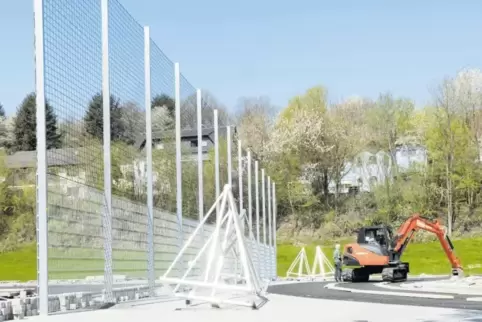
391,213,463,272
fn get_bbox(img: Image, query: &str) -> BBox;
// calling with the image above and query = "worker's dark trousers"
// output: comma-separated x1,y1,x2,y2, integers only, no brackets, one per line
335,261,342,282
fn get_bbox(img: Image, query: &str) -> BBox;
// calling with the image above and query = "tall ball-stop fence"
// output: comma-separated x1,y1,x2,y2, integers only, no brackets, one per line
32,0,277,317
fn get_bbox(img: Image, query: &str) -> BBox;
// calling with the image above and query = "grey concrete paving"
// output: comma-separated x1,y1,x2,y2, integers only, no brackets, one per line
25,294,482,322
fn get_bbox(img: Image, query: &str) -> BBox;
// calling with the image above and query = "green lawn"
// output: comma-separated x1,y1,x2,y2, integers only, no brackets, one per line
0,243,37,281
0,244,176,281
277,237,482,277
1,237,481,281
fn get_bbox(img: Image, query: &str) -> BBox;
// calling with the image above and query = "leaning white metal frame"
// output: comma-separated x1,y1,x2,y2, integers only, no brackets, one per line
158,184,268,309
286,247,312,279
311,246,335,280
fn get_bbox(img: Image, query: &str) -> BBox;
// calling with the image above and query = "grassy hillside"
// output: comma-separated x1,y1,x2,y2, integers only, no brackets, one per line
277,237,482,277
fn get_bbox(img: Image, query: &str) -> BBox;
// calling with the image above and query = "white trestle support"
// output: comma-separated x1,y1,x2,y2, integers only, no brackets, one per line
158,184,269,309
311,245,335,281
286,247,312,279
286,246,335,281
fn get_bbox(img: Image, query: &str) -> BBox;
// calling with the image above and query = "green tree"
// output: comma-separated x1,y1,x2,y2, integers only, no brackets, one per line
0,103,5,118
84,93,125,142
13,92,62,151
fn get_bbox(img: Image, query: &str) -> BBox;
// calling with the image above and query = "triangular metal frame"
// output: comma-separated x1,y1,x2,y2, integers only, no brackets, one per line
286,247,312,279
311,245,335,280
158,184,268,309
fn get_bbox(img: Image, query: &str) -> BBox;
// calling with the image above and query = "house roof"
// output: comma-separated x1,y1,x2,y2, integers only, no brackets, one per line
5,126,239,169
135,125,235,150
5,147,95,169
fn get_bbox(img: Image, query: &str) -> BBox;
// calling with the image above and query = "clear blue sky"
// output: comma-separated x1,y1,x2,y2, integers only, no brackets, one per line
1,0,481,116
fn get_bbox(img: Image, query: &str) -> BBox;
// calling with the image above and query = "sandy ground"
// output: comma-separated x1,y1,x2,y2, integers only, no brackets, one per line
26,293,482,322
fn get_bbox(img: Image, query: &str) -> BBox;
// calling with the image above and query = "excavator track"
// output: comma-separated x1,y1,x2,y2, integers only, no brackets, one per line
342,268,370,282
381,263,409,282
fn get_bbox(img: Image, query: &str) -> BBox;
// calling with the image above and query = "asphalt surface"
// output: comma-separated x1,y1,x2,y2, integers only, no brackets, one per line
267,279,482,311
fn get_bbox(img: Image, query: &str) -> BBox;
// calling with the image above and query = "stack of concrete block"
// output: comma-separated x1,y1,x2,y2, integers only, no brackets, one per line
110,286,151,303
48,293,97,312
0,284,158,320
0,297,39,321
0,301,13,321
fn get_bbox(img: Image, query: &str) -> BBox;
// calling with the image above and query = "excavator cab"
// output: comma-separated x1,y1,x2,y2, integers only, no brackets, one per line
356,225,392,249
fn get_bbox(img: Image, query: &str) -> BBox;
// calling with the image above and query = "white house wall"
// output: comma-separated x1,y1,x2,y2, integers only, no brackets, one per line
328,145,427,194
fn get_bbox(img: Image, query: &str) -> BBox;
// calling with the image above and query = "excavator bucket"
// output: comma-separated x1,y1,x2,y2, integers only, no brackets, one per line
452,268,464,278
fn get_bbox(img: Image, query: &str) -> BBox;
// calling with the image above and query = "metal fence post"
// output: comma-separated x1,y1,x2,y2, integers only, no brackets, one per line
273,181,277,278
101,0,114,303
227,126,232,186
267,176,272,278
247,150,252,237
261,168,266,277
255,160,260,275
255,161,260,243
34,0,48,314
196,89,203,225
262,169,266,245
238,140,243,228
144,26,155,295
174,62,183,273
214,109,220,220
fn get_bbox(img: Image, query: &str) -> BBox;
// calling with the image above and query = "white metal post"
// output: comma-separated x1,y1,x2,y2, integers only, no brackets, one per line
273,182,277,278
34,0,48,314
262,169,266,245
261,168,266,278
247,150,252,237
255,160,260,277
227,126,232,185
174,62,183,271
214,109,220,220
144,26,155,295
101,0,113,303
268,176,272,245
196,89,203,223
236,139,243,281
238,140,243,225
255,161,260,243
267,176,272,277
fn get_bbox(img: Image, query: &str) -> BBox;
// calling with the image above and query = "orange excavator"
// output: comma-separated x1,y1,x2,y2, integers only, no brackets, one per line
341,213,463,282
